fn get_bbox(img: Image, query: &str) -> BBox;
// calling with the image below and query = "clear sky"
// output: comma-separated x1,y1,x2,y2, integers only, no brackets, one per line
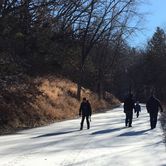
128,0,166,48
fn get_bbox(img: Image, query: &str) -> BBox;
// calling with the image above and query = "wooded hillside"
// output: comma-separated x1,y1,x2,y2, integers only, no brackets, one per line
0,0,147,101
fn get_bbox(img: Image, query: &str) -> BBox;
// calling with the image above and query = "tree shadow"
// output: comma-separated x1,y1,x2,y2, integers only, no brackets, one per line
91,127,125,135
31,130,78,139
118,129,151,137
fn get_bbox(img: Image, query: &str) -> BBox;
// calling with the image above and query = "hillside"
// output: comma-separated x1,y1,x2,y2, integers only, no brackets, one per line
0,75,121,134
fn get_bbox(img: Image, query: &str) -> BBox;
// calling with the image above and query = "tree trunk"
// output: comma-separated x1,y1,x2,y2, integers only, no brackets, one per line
98,69,103,100
77,68,83,101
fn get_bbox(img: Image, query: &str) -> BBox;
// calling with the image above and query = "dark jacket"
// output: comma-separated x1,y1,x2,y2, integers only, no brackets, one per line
124,97,136,112
135,104,141,112
146,96,163,113
79,101,92,116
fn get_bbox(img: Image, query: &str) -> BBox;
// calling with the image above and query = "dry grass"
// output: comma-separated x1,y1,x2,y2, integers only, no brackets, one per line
0,75,121,134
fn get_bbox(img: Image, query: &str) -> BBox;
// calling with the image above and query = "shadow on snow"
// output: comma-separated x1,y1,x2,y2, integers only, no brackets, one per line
118,129,151,137
31,130,78,139
91,127,125,135
91,128,151,137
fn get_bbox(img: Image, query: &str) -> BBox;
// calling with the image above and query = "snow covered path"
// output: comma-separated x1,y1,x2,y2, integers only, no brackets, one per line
0,104,166,166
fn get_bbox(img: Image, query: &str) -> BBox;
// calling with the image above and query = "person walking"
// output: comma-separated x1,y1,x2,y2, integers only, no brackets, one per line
146,94,163,129
79,98,92,130
135,101,141,118
124,93,136,127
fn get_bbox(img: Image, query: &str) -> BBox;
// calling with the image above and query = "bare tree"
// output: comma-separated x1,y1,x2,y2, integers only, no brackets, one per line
74,0,146,100
38,0,147,100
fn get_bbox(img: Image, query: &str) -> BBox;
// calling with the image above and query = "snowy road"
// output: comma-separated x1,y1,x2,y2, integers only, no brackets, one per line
0,104,166,166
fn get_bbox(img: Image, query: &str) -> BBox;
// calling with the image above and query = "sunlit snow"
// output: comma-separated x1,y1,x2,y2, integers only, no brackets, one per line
0,104,166,166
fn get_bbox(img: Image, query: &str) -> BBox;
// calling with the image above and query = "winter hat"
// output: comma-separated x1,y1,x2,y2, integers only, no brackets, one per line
150,93,155,98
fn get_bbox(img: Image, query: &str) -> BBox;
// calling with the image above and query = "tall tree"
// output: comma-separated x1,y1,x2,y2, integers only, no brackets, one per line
75,0,146,100
145,27,166,99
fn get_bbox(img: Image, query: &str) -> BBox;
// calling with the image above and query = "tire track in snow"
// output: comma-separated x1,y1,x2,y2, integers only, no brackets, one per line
1,129,83,166
60,131,94,166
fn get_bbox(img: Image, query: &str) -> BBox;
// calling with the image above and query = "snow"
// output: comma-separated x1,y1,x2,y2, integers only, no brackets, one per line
0,104,166,166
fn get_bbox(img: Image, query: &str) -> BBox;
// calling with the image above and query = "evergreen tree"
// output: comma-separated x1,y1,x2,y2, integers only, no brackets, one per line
145,27,166,99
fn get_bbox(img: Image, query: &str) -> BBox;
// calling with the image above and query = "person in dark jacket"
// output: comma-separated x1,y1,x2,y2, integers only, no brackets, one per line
124,94,136,127
79,98,92,130
146,94,163,129
135,101,141,118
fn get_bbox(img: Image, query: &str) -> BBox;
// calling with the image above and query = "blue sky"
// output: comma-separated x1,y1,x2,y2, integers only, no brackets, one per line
128,0,166,48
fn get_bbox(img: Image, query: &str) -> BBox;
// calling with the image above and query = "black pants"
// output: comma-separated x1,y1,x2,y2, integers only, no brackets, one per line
149,112,158,129
125,111,133,126
136,111,139,118
80,115,90,129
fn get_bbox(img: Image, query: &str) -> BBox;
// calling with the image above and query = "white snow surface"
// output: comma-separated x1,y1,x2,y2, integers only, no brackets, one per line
0,104,166,166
